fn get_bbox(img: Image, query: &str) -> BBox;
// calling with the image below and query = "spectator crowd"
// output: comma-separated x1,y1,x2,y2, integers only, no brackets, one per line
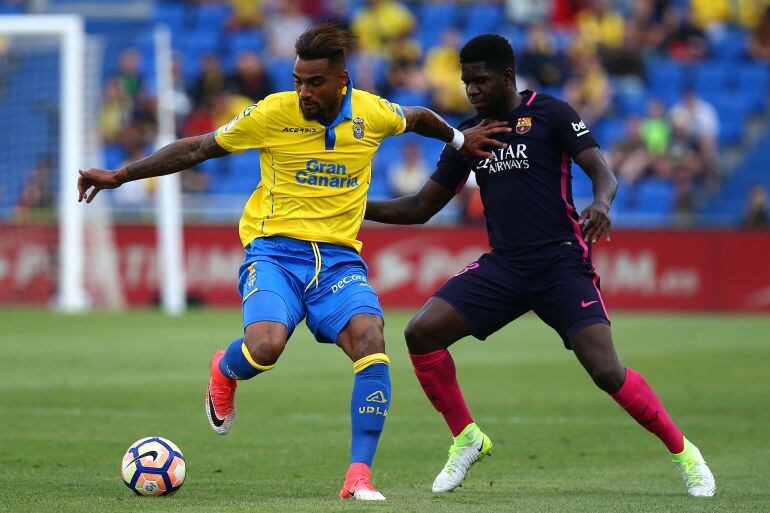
92,0,770,223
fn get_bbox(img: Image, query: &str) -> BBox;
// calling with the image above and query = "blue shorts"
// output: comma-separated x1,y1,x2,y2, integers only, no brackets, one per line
434,250,610,349
238,236,383,344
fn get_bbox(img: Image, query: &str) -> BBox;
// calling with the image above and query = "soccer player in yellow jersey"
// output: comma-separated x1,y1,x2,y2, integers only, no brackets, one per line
77,24,509,500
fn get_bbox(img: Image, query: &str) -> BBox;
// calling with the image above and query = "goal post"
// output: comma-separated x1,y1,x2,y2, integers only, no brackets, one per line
154,24,186,315
0,15,87,312
0,16,187,314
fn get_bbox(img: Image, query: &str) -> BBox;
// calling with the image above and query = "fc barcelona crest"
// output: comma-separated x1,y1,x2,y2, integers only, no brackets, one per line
516,117,532,135
353,117,365,139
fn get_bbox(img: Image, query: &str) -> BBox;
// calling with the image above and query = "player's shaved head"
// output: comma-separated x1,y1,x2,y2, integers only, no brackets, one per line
460,34,515,74
295,23,357,69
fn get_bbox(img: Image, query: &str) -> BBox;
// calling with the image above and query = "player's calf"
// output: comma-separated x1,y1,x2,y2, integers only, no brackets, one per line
335,315,391,499
609,368,716,496
348,354,391,474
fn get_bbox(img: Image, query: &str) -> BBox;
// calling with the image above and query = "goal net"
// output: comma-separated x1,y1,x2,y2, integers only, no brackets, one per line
0,15,123,311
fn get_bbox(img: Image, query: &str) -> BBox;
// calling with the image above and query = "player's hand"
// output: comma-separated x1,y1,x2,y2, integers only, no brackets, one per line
579,201,612,244
78,168,123,203
460,119,511,159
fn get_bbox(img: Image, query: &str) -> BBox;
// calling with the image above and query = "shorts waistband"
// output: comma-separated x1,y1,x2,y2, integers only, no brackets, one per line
250,235,356,253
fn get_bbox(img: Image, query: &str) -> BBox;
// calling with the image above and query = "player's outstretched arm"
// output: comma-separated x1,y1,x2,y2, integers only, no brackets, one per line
365,179,454,225
575,147,618,244
403,107,510,160
77,132,229,203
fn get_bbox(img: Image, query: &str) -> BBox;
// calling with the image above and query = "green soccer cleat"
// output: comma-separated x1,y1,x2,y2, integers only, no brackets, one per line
432,423,493,493
672,438,716,497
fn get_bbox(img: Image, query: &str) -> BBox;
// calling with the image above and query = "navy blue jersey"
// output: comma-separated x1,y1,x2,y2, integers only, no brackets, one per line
431,90,599,260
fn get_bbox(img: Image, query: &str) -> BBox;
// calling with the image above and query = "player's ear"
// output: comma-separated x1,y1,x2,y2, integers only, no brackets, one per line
503,68,515,87
341,69,349,89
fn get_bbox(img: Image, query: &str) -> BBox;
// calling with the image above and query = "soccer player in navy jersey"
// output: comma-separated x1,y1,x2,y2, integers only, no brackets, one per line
364,35,715,497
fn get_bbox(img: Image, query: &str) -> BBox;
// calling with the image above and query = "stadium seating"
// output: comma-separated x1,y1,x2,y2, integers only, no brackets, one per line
3,1,770,228
702,126,770,225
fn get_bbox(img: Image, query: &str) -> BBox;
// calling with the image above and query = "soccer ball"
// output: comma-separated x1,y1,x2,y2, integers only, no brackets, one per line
120,436,186,496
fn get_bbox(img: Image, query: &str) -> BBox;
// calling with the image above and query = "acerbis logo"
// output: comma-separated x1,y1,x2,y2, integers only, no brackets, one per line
366,390,387,403
282,127,318,133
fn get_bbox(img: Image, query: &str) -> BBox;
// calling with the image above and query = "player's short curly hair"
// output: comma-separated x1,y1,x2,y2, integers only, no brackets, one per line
460,34,515,74
295,23,357,67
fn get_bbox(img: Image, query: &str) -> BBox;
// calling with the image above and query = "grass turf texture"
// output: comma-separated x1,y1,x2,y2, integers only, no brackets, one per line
0,309,768,513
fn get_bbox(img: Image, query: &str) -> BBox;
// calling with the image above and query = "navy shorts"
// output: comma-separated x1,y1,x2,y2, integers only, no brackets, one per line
434,250,610,349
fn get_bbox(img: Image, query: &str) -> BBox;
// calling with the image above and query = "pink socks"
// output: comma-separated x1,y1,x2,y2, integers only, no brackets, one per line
410,349,474,437
611,368,685,453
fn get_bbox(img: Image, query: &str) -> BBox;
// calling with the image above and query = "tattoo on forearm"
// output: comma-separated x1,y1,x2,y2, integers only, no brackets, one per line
124,135,227,182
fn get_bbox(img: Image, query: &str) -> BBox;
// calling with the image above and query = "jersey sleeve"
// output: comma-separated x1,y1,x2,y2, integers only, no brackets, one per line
214,101,267,154
430,144,470,194
550,100,599,159
372,96,407,138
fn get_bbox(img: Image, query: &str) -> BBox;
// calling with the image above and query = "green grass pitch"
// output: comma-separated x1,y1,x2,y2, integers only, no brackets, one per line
1,309,768,512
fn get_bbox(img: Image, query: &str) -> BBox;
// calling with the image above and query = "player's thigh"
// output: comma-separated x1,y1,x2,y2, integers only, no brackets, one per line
404,296,474,354
337,313,385,362
430,252,529,343
304,254,383,346
528,256,610,349
239,258,306,341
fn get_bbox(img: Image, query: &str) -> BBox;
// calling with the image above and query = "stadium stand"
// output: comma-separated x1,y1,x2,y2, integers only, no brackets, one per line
2,0,770,227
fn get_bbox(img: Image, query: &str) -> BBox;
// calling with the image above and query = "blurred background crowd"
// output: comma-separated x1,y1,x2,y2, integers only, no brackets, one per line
3,0,770,227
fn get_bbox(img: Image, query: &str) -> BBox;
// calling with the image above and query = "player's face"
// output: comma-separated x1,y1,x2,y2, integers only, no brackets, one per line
293,58,348,122
461,62,513,118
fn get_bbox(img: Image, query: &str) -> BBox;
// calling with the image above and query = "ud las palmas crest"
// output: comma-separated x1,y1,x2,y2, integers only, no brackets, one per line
516,116,532,135
353,117,365,139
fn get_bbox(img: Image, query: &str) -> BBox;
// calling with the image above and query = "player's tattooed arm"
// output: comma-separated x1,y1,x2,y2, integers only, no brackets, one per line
575,147,618,244
365,179,454,225
78,132,229,203
403,106,510,159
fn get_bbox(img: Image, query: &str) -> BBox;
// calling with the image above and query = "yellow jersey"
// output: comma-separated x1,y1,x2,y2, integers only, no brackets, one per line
214,80,406,252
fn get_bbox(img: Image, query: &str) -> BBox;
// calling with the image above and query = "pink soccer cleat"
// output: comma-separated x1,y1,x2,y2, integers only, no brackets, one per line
205,350,237,435
339,463,386,501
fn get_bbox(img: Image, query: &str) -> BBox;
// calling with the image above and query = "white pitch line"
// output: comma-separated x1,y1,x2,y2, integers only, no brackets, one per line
3,406,768,430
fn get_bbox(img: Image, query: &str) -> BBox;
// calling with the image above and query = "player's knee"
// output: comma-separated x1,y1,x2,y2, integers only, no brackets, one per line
243,326,286,366
350,322,385,361
589,364,625,394
404,317,434,353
